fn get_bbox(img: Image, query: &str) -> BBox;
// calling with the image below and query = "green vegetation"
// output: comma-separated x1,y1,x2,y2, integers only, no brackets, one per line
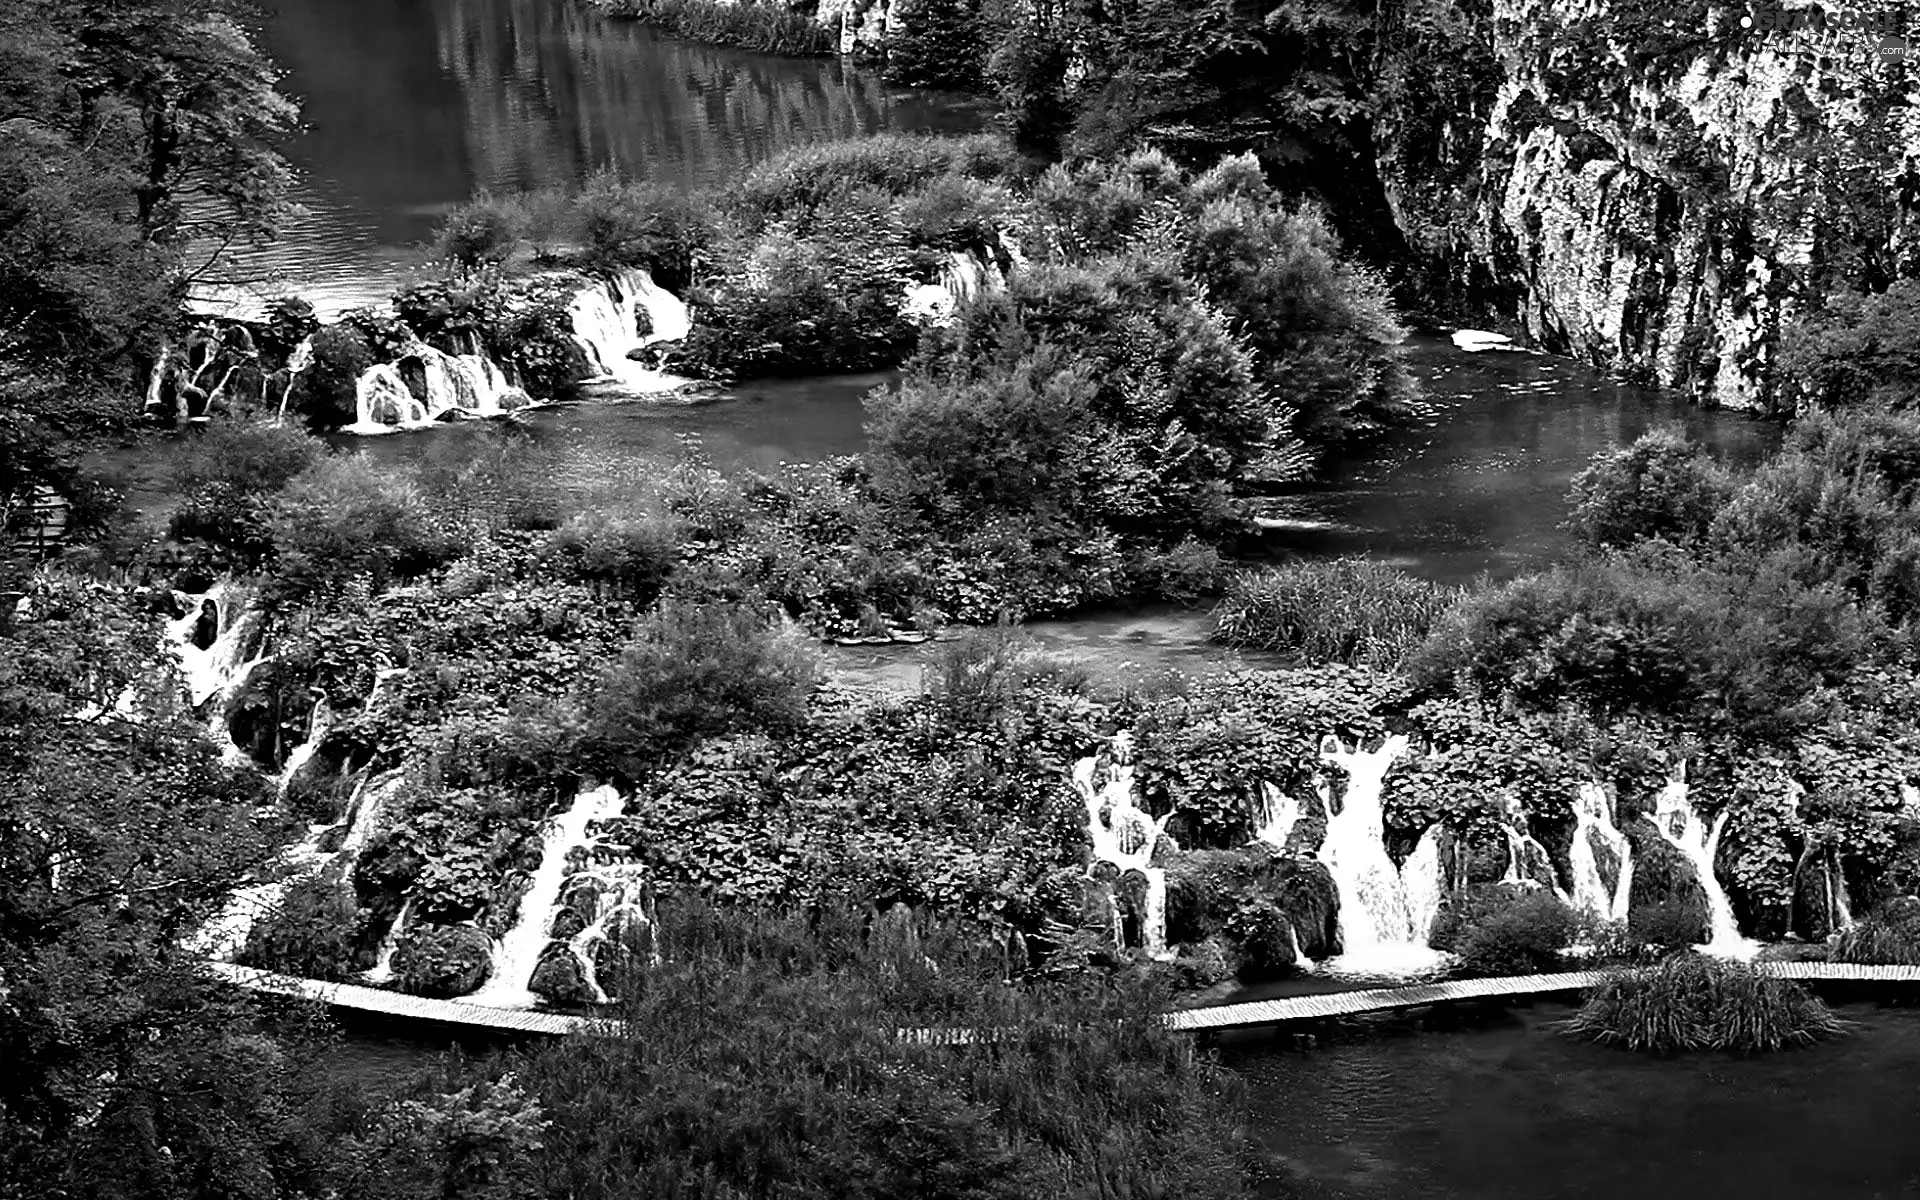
1448,889,1580,977
1211,558,1458,667
603,0,837,56
1832,897,1920,966
1562,955,1846,1052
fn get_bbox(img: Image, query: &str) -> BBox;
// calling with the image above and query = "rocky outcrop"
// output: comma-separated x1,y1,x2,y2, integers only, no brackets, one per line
1378,0,1919,411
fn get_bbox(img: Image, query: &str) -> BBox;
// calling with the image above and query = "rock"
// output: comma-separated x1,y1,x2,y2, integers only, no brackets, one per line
393,924,494,998
529,945,595,1006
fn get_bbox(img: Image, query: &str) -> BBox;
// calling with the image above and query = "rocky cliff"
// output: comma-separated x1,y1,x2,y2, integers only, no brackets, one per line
1379,0,1918,411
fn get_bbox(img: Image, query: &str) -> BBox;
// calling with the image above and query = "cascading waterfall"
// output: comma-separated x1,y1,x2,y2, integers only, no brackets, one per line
1314,734,1446,973
567,267,692,394
345,344,532,435
1072,735,1176,962
275,336,315,420
468,784,632,1008
362,897,413,985
903,249,1002,325
165,586,269,764
1254,782,1302,851
186,769,403,961
1500,818,1569,901
276,695,332,800
1567,781,1634,924
553,867,660,1004
1647,764,1756,958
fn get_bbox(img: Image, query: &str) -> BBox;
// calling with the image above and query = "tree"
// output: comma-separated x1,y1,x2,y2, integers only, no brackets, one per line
0,573,345,1200
1563,427,1735,551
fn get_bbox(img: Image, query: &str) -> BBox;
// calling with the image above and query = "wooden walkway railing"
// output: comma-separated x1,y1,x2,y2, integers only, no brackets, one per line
203,960,1920,1040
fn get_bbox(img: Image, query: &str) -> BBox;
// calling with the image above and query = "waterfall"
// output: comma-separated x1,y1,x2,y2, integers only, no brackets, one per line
903,249,1001,325
554,868,660,1005
1399,826,1445,949
165,586,269,764
468,784,630,1008
1646,765,1756,958
276,696,332,800
344,344,532,435
1500,821,1569,900
567,267,692,394
361,897,412,985
1072,735,1176,962
275,336,315,420
1568,782,1634,924
1314,734,1447,974
186,769,402,962
1253,781,1303,851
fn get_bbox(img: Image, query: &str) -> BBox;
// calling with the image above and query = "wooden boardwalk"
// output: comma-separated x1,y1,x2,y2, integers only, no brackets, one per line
203,959,1920,1040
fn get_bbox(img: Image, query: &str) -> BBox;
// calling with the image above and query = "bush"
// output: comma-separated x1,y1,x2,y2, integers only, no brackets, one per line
393,923,495,998
266,457,467,604
513,903,1251,1199
1629,899,1709,955
570,172,713,289
584,598,821,771
434,193,523,271
1779,279,1920,412
236,875,366,982
1832,896,1920,965
287,323,374,428
167,423,329,565
542,510,679,600
1561,954,1846,1052
1453,888,1579,976
885,0,989,89
1563,427,1736,551
1210,558,1457,667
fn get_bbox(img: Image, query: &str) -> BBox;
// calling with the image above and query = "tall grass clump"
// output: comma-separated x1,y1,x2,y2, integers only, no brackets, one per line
1832,896,1920,965
1561,955,1847,1053
1210,558,1456,667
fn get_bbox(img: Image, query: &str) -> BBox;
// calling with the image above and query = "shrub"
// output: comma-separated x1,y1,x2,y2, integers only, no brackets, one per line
1563,427,1736,551
570,172,713,289
1779,279,1920,412
542,510,679,600
1561,954,1846,1052
393,923,495,998
1629,899,1709,955
287,323,374,428
236,875,367,982
434,193,523,271
512,903,1251,1199
1832,896,1920,965
266,457,467,604
1453,888,1579,976
584,599,821,771
1210,558,1457,667
726,134,1020,227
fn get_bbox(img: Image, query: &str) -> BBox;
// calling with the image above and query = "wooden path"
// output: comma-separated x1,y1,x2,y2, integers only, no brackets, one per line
204,960,1920,1040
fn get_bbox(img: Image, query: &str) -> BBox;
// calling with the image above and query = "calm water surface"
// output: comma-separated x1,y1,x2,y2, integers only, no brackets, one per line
1226,1003,1920,1200
207,0,983,314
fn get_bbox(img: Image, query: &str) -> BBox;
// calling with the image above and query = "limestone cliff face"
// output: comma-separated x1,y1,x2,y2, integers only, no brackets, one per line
1379,0,1919,410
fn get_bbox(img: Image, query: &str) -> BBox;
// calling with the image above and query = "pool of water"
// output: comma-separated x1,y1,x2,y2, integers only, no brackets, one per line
205,0,983,315
1226,1002,1920,1200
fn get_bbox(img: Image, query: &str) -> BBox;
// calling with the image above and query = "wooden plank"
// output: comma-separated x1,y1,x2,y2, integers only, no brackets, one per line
203,959,1920,1040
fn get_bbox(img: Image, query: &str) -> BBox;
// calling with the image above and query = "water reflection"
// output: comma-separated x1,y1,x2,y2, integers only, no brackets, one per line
208,0,982,314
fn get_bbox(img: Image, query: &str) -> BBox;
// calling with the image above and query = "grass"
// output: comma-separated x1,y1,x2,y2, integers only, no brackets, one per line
1832,896,1920,965
1560,954,1847,1053
1209,558,1458,668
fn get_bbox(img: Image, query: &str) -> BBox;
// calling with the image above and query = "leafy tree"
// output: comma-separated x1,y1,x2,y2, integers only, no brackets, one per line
1779,280,1920,412
1563,427,1736,551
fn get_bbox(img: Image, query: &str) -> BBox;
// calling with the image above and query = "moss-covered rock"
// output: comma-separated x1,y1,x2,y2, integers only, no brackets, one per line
393,923,494,998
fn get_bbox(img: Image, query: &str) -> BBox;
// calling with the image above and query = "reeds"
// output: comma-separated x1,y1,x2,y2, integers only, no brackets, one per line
1832,897,1920,966
1560,954,1848,1053
1209,558,1458,668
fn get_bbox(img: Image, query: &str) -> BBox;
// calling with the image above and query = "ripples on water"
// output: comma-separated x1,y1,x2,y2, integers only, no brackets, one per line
1226,1003,1920,1200
201,0,983,315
